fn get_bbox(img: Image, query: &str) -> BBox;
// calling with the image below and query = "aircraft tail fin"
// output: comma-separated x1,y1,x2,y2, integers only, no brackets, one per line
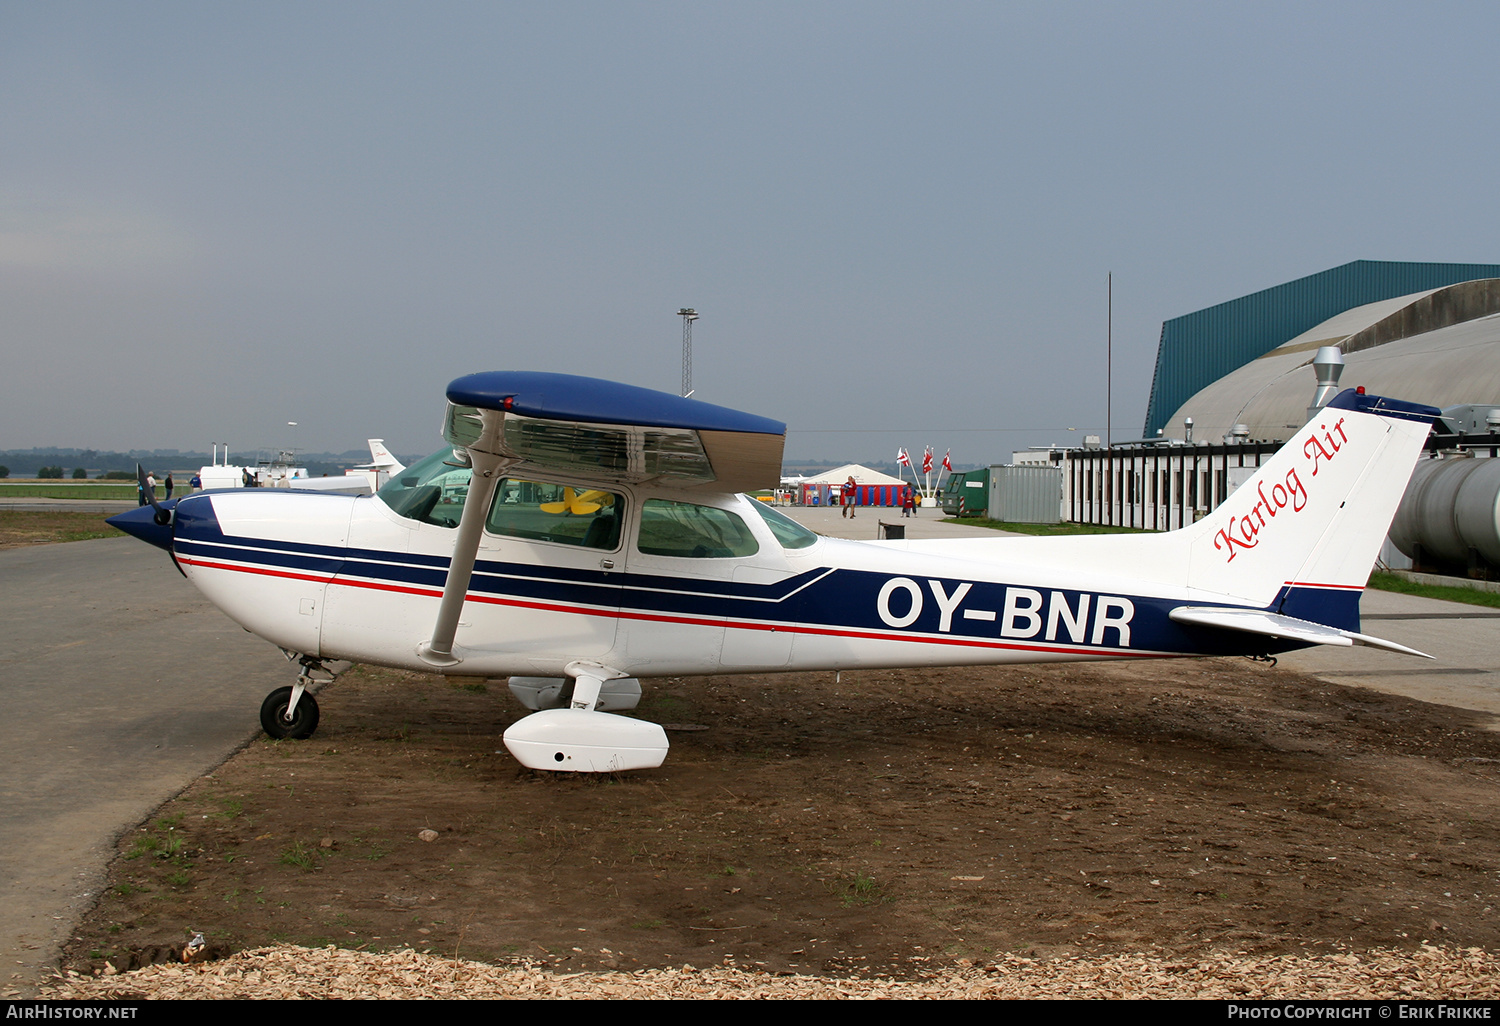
366,439,404,472
1178,389,1437,631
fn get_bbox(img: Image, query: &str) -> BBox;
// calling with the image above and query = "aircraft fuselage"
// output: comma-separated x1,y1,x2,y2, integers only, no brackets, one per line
167,484,1299,684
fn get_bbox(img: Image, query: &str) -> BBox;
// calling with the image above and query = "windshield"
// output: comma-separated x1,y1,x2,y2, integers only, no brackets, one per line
375,447,471,528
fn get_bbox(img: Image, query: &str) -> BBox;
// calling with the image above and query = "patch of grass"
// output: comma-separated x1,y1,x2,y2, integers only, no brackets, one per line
0,511,119,549
0,483,143,500
631,919,664,930
942,517,1152,536
278,839,318,871
166,870,191,887
123,836,159,860
831,872,886,907
1368,571,1500,609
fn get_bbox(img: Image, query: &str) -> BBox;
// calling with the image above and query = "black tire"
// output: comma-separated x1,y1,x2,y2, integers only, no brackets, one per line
260,687,320,739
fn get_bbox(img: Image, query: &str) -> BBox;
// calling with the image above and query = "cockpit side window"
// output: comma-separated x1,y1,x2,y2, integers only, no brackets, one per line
376,447,471,528
485,480,624,550
637,499,759,558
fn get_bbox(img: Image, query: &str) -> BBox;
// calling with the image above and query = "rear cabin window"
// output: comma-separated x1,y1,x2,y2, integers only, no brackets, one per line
636,499,759,558
748,499,818,549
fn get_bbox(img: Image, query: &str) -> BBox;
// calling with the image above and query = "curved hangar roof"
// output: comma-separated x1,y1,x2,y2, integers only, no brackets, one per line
1163,278,1500,443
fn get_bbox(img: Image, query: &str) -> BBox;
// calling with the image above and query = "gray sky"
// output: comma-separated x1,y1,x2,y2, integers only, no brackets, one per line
4,2,1497,464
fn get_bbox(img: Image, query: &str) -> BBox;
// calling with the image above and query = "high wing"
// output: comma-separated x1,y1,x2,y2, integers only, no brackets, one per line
443,371,786,493
419,372,786,668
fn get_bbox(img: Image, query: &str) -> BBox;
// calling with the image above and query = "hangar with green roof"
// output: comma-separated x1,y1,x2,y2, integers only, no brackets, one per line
1144,260,1500,444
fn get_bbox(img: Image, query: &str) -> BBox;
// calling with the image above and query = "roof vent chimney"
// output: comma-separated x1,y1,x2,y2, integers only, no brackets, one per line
1307,346,1345,422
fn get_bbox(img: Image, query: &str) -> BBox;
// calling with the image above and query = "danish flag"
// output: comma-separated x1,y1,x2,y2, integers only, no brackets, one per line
921,447,933,474
942,449,952,472
897,448,911,467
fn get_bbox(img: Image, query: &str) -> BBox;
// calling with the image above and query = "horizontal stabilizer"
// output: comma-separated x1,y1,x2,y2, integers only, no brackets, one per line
1169,606,1432,659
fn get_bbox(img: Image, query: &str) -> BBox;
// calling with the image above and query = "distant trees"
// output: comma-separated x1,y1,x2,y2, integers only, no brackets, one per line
37,465,64,479
102,471,135,481
72,468,88,479
0,466,8,478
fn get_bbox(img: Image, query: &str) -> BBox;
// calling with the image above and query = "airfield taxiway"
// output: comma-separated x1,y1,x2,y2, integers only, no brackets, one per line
0,536,289,995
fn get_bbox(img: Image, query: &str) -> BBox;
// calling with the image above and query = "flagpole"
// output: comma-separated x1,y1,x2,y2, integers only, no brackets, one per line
896,448,915,494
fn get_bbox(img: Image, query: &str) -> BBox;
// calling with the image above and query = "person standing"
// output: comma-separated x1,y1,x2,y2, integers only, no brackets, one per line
902,486,916,517
841,476,857,518
164,473,174,500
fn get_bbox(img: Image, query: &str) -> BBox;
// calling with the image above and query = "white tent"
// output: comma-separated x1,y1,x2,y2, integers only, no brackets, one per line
798,463,905,486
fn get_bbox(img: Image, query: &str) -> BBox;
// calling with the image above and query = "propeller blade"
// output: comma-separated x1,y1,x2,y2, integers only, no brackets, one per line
136,463,172,526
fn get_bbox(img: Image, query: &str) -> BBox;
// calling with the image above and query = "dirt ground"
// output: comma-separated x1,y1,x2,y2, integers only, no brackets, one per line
59,657,1500,981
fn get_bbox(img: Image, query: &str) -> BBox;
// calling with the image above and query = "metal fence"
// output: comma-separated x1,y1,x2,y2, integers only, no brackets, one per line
1058,431,1500,531
1058,442,1282,530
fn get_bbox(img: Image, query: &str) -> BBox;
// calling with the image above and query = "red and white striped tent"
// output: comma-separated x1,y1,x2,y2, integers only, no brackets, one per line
796,464,909,507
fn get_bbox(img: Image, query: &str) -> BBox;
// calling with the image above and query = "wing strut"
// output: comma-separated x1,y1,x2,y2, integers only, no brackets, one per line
418,410,516,668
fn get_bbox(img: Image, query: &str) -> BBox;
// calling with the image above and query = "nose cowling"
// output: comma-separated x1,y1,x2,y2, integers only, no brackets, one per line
107,501,177,552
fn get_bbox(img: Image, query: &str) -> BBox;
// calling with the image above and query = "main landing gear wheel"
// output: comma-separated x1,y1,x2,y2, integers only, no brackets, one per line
260,686,320,739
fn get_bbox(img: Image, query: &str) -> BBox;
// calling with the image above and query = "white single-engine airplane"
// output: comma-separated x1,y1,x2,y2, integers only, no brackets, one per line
110,372,1438,773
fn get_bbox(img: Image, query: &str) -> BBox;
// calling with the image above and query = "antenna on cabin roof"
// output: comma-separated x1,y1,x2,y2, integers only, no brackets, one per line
678,308,698,397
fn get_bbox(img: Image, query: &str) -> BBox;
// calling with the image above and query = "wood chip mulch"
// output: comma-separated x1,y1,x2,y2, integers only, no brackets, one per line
41,944,1500,1000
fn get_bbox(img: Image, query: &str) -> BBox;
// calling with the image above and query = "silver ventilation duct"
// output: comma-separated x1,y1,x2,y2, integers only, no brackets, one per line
1306,346,1345,422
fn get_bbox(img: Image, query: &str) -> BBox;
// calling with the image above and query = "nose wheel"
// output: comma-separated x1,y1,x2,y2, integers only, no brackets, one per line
259,655,338,740
259,686,320,739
